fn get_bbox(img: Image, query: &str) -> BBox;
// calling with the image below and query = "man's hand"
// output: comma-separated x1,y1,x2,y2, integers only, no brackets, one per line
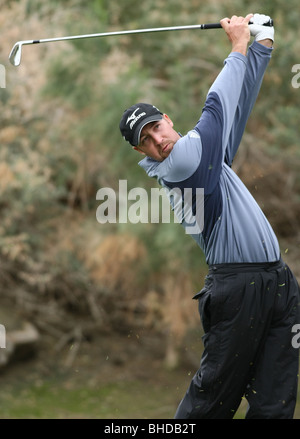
249,13,274,47
220,14,254,56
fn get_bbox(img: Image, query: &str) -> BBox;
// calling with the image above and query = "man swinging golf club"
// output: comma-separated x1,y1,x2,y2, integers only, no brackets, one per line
119,13,300,419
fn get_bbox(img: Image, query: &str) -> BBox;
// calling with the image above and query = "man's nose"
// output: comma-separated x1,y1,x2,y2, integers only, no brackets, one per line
152,133,163,145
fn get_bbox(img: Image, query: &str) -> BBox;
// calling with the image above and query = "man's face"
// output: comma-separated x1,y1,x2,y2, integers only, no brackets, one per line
133,114,180,162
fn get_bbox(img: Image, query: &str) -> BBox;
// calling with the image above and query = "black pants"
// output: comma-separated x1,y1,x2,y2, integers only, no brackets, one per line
174,259,300,419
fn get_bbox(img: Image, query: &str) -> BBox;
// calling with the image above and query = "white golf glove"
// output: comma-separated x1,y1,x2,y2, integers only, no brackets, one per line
249,13,274,42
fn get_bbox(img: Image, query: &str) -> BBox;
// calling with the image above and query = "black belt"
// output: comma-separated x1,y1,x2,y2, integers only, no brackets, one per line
208,259,284,274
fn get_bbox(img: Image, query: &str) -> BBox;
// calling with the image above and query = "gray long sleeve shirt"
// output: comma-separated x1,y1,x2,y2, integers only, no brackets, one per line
139,41,280,265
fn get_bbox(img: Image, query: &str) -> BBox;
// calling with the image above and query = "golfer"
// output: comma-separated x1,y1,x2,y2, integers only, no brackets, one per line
119,14,300,419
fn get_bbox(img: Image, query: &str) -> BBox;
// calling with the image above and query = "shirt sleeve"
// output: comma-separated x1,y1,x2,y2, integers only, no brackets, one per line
142,46,268,195
201,50,248,155
224,41,273,166
156,51,248,194
188,51,248,192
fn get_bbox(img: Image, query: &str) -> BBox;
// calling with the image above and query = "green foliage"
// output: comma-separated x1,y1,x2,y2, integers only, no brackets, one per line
1,0,300,337
43,55,94,108
1,0,300,419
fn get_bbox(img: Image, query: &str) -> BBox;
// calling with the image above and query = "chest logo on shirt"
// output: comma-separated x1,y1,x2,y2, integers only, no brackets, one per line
189,131,200,139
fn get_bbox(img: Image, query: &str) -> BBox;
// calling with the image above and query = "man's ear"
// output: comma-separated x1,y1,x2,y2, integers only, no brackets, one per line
163,113,174,127
133,146,145,155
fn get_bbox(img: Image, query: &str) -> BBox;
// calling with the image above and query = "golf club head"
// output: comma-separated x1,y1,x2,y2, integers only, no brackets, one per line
9,42,22,66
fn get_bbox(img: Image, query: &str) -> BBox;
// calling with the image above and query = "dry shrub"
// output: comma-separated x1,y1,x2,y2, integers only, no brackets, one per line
0,126,25,144
83,232,200,367
235,142,300,239
79,232,149,330
145,268,199,369
85,233,148,295
0,163,17,194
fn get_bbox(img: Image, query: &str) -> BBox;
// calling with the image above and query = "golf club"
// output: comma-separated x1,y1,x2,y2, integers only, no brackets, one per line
9,19,273,67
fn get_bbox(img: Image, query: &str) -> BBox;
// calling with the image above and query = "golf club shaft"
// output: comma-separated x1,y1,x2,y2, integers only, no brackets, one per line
21,23,225,47
15,20,275,44
9,19,274,66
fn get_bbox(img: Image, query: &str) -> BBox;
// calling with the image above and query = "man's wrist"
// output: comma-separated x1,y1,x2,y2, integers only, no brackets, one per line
231,42,249,56
257,38,273,48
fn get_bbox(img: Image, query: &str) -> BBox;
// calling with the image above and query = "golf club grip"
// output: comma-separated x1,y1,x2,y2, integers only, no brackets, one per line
202,19,274,29
202,23,223,29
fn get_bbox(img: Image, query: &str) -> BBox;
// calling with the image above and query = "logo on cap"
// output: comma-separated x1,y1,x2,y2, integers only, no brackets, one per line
126,108,146,130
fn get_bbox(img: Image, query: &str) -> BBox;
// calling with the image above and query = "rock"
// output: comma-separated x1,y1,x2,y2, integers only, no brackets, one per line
0,310,40,371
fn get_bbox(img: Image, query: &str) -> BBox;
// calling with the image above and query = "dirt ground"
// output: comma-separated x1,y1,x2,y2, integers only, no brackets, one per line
0,325,299,419
0,328,199,419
